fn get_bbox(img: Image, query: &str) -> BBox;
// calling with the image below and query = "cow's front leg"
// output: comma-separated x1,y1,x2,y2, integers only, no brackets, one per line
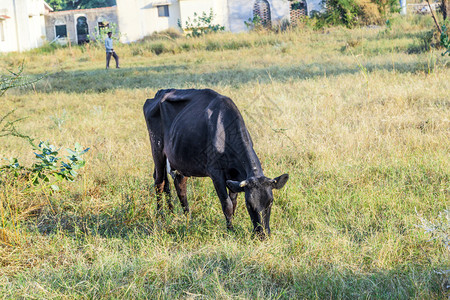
229,191,238,216
211,176,234,230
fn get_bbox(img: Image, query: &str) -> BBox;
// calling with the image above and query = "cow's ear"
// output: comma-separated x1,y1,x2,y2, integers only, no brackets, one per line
271,174,289,190
226,180,245,193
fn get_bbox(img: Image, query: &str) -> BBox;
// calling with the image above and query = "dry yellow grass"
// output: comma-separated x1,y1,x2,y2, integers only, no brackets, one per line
0,15,449,298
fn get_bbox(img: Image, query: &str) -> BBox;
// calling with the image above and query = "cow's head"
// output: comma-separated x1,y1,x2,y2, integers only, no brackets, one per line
226,173,289,237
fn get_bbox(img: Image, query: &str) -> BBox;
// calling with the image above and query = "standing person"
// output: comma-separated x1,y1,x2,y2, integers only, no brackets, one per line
105,31,119,69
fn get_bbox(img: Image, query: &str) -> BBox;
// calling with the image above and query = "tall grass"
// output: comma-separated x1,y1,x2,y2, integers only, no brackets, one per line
0,15,449,298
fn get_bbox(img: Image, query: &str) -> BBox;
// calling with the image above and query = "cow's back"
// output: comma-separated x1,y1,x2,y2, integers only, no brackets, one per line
144,89,253,178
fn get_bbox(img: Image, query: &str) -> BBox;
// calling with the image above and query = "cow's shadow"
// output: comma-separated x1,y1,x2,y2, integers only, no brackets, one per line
31,190,249,241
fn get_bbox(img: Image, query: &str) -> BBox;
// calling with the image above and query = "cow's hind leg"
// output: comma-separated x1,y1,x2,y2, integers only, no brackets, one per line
174,173,189,214
163,170,173,212
153,155,168,213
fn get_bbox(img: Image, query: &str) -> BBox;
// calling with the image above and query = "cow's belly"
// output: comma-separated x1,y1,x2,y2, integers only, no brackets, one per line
164,119,210,177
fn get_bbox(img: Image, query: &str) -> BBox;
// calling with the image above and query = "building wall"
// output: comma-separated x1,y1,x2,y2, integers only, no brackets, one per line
117,0,184,43
305,0,324,15
0,1,17,52
227,0,290,32
178,0,228,29
0,0,50,53
116,0,228,43
45,6,118,45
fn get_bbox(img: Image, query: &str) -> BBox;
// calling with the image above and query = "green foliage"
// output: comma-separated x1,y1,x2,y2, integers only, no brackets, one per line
0,63,43,97
1,65,88,191
441,25,450,56
46,0,116,11
178,9,225,38
371,0,400,18
88,22,120,47
1,141,89,191
315,0,399,28
244,15,265,31
322,0,360,27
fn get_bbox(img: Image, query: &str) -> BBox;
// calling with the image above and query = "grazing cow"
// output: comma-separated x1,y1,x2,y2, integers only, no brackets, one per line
143,89,288,236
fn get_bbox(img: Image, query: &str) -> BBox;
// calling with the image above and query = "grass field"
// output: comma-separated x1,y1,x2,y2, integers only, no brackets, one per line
0,15,449,298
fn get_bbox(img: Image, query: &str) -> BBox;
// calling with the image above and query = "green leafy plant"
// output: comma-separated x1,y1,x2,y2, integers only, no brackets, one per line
178,9,225,38
315,0,398,28
88,22,120,47
245,15,264,31
441,25,450,56
50,109,68,130
1,62,43,97
1,141,89,191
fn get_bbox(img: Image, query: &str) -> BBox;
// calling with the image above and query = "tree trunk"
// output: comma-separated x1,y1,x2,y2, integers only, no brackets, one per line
443,0,449,20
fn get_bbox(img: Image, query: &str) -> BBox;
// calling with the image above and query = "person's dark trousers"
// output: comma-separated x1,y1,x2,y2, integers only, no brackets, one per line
106,51,119,69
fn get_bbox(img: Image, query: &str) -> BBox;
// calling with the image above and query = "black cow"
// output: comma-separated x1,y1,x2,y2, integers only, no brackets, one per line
143,89,288,235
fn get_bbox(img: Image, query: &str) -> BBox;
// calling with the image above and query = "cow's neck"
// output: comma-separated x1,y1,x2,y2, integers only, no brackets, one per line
237,145,264,179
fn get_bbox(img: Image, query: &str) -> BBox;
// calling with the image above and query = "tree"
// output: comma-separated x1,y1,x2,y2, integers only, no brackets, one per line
46,0,116,11
442,0,449,20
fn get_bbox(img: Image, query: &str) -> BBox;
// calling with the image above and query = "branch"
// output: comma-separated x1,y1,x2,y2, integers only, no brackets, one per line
426,0,442,33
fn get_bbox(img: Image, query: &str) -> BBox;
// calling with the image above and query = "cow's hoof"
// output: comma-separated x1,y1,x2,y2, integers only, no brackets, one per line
252,230,267,240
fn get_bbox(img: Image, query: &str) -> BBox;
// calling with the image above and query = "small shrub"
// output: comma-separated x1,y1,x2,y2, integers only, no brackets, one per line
139,28,183,42
49,109,68,130
1,141,89,191
178,9,225,38
131,47,144,56
223,40,252,50
408,29,440,54
273,19,293,33
30,42,63,54
245,15,265,31
180,43,191,51
441,24,450,56
205,40,222,51
357,0,383,25
148,43,167,55
315,0,399,28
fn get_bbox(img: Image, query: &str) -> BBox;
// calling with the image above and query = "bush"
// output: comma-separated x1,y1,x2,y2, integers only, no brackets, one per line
178,9,225,38
408,29,442,54
357,0,383,25
139,28,183,42
148,43,167,55
315,0,399,27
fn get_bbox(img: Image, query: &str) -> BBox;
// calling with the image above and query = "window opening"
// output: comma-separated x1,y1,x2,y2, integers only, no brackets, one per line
253,0,271,27
76,16,89,44
55,24,67,38
290,0,308,24
158,5,169,17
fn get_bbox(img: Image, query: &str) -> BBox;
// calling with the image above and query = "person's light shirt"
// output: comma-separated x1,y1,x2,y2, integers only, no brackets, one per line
105,37,113,52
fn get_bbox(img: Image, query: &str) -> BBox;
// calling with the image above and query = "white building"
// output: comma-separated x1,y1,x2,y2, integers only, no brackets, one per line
116,0,321,43
0,0,52,53
1,0,323,51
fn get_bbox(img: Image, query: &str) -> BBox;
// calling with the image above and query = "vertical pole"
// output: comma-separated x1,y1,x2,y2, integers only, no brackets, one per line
12,0,20,51
400,0,407,15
